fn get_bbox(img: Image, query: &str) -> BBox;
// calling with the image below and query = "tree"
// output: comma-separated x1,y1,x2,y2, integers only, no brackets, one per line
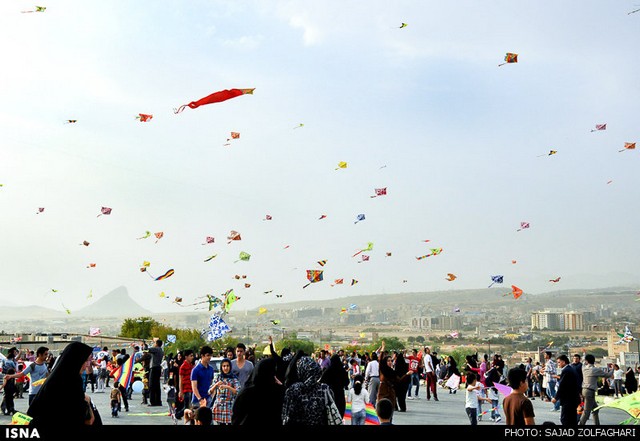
416,335,425,343
120,317,158,340
274,338,316,356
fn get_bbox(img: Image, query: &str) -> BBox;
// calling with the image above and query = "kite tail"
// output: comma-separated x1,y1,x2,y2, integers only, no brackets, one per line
302,282,311,289
618,149,627,152
173,104,188,114
497,62,507,67
352,250,363,258
96,214,102,217
488,282,495,288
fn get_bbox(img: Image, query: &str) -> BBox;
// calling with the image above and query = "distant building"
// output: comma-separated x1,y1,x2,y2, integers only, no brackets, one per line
411,315,462,331
531,311,584,330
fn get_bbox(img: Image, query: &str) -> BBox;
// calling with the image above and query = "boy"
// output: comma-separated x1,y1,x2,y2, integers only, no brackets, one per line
503,368,536,426
110,381,122,418
465,372,492,425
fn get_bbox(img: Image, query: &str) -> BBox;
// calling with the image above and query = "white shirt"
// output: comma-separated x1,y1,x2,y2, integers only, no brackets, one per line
613,368,624,380
423,353,434,373
348,388,369,413
365,360,379,379
465,384,481,409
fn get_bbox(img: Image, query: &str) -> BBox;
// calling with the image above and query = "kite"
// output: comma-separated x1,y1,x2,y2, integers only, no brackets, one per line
166,335,176,344
616,325,637,344
628,8,640,15
65,119,77,124
619,142,636,152
351,279,358,286
203,254,217,262
537,150,557,157
86,263,96,268
359,332,366,338
607,180,613,185
492,382,514,397
202,236,215,245
227,230,241,244
370,188,387,198
263,214,272,221
402,279,407,283
21,6,46,13
354,214,366,224
36,207,44,214
549,277,561,283
344,403,381,425
140,261,151,271
594,391,640,424
331,279,344,286
303,270,324,288
516,222,530,232
235,251,251,262
488,275,504,288
87,289,93,299
174,88,255,114
450,331,459,338
293,123,304,129
244,283,251,288
97,207,112,217
51,289,58,293
511,260,517,264
340,308,348,314
270,320,281,325
137,231,151,240
453,307,461,313
352,242,374,257
416,248,443,260
503,285,523,299
159,292,166,298
136,114,153,122
349,304,357,310
445,273,457,281
154,232,164,243
111,353,135,389
155,269,175,281
359,255,370,262
234,275,247,279
335,161,348,170
89,327,101,337
399,23,408,28
230,132,240,139
263,290,273,295
203,314,231,342
258,307,267,315
80,240,90,246
275,294,283,298
318,214,327,220
223,289,239,313
591,123,607,132
317,260,327,267
498,52,518,66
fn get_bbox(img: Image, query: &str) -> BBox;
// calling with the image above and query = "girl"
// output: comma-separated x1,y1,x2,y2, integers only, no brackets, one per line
210,358,239,425
347,374,369,425
613,364,624,398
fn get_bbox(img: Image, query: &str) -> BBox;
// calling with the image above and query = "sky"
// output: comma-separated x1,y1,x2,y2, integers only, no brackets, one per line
0,1,639,315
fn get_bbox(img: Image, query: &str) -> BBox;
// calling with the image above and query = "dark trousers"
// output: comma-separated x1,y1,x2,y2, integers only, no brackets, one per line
149,366,162,406
118,385,129,410
560,401,579,427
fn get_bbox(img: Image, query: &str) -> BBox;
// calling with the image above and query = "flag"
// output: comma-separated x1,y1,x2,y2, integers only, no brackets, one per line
112,353,135,389
166,334,176,343
89,327,101,337
204,314,231,341
344,402,380,425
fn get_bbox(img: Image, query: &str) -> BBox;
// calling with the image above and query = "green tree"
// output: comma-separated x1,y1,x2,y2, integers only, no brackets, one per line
120,317,158,339
274,338,316,355
416,335,425,343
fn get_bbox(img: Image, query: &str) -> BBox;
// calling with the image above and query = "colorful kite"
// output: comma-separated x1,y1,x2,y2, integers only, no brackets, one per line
317,260,327,267
86,263,96,268
303,270,324,289
511,260,517,264
335,161,348,170
616,325,637,344
227,230,241,244
416,248,443,260
549,277,561,283
223,289,239,313
498,52,518,66
445,273,457,281
516,222,530,232
591,123,607,132
136,113,153,122
202,236,215,245
399,23,408,28
270,320,281,325
97,207,112,217
203,314,231,341
137,231,151,240
331,279,344,286
166,335,177,344
619,142,636,152
263,214,272,221
36,207,44,214
351,279,358,286
488,275,504,288
244,283,251,288
174,88,255,114
230,132,240,139
65,119,77,124
354,214,366,224
235,251,251,262
505,285,523,299
318,214,327,220
154,232,164,243
359,255,370,262
371,188,387,198
155,269,175,281
21,6,46,13
340,308,348,314
353,242,374,257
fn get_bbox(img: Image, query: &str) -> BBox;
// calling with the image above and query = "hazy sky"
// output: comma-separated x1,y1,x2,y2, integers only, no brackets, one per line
1,1,639,315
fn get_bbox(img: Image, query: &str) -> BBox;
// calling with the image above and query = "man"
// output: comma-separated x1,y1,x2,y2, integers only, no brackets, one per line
579,354,613,426
571,354,584,391
503,367,536,426
524,357,534,398
423,346,438,401
364,351,380,408
552,354,580,426
542,351,557,403
319,350,331,370
5,346,49,405
406,349,421,399
178,349,196,415
147,338,164,406
231,343,254,391
190,346,215,410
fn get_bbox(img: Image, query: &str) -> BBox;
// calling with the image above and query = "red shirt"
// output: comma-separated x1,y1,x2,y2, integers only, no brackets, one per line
407,355,420,372
179,361,194,393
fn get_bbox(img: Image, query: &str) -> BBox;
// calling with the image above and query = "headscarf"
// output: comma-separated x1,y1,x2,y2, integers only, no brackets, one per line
219,358,237,380
284,349,305,389
282,356,331,425
232,357,284,425
393,351,409,376
28,341,93,427
320,354,349,417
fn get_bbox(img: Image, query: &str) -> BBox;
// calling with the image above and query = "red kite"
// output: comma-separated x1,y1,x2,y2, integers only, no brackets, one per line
174,88,255,114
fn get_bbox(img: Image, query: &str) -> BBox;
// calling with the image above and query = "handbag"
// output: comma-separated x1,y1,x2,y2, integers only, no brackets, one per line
323,388,344,425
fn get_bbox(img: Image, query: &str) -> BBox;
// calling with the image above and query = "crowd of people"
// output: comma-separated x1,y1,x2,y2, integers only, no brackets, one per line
0,339,638,428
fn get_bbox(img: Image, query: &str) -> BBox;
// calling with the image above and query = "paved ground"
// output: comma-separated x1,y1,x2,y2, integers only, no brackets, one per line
1,384,628,427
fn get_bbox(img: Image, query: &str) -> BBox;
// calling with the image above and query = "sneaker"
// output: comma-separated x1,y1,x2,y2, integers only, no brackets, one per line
407,396,414,400
478,415,483,421
495,416,502,423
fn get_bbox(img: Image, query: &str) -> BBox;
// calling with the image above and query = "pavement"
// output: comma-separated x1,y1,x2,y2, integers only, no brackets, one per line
0,383,628,427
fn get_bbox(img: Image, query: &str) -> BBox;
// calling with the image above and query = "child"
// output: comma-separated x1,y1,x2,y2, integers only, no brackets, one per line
2,368,17,416
141,375,149,405
347,374,369,425
110,381,122,418
465,372,491,425
164,377,177,423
